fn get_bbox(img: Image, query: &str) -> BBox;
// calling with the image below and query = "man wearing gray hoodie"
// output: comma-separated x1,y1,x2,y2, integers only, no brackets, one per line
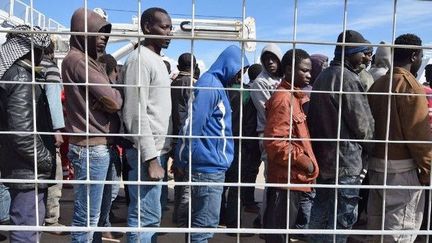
250,43,283,226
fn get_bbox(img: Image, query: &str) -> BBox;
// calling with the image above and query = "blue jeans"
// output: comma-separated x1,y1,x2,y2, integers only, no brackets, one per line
179,171,225,243
102,147,122,228
0,184,10,223
126,148,168,243
308,176,361,243
68,144,113,243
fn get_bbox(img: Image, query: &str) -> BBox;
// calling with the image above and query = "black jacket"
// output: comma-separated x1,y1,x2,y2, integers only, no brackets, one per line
0,61,53,190
307,60,374,179
171,72,194,138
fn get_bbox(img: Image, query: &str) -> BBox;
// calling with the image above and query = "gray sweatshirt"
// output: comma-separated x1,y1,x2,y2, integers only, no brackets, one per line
250,43,283,133
122,46,172,161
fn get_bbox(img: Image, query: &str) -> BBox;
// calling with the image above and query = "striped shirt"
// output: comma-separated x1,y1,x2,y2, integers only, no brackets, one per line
41,58,61,83
40,58,65,130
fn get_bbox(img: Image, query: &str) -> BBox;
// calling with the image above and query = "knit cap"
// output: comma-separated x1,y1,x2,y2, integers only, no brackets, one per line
334,30,369,56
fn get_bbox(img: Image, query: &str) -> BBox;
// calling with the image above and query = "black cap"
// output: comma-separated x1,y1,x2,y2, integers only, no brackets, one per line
334,30,369,56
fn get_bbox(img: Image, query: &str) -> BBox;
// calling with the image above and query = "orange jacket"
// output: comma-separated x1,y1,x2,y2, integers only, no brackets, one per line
264,81,319,192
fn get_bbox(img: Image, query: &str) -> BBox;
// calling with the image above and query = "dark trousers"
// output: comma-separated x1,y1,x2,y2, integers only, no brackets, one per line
220,141,240,227
10,189,46,243
295,190,315,230
263,188,302,243
173,169,188,226
240,139,261,206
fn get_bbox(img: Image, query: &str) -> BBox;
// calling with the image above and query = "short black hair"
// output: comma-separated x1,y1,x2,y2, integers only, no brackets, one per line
281,49,310,71
140,7,168,33
425,64,432,83
248,63,263,81
98,54,117,76
178,53,197,72
394,34,422,62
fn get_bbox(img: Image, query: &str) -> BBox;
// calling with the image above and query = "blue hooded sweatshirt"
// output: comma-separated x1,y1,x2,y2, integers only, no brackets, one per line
175,45,249,173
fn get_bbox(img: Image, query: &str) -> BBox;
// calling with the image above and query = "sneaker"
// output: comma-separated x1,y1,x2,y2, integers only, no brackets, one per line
45,222,70,235
102,231,123,240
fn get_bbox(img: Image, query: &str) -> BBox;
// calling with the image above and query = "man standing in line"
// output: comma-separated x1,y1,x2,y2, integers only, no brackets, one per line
62,8,122,243
175,45,249,242
250,43,283,226
41,40,67,234
0,24,52,243
367,34,432,242
263,48,319,243
170,53,199,225
307,30,374,243
122,7,173,243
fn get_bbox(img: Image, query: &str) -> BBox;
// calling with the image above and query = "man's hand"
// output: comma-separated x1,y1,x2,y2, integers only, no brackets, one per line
295,154,315,175
147,158,165,181
54,132,64,147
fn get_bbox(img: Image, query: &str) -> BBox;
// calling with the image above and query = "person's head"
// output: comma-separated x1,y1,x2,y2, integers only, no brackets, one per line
177,53,198,73
394,33,423,76
310,54,328,85
425,64,432,84
70,8,112,60
98,54,118,81
362,45,374,67
206,45,249,87
229,66,249,85
334,30,369,69
247,63,263,82
141,7,172,54
281,49,312,88
1,25,50,74
92,8,109,57
260,43,283,78
43,40,55,61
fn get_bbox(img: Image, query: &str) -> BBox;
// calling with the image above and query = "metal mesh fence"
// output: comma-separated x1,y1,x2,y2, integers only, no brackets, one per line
0,0,431,242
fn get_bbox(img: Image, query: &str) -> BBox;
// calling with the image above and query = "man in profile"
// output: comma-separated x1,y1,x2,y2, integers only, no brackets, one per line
122,7,173,242
308,30,374,243
368,33,432,242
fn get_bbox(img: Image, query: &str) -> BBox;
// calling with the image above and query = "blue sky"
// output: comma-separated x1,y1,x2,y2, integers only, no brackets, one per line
17,0,432,70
